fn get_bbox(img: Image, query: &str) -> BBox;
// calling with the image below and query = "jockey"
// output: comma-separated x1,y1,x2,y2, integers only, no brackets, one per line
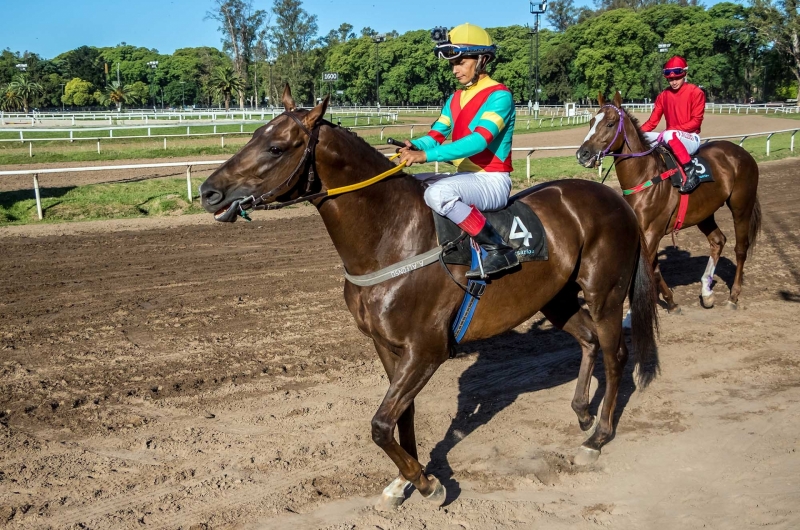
640,56,706,194
399,23,517,279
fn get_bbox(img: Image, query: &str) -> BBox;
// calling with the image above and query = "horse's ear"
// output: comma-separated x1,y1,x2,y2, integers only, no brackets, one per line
613,91,623,108
282,84,296,111
597,92,606,107
305,95,329,127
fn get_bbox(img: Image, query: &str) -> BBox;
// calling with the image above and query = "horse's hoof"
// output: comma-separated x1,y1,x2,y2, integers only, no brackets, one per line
667,305,682,315
701,293,715,309
375,476,411,511
727,301,739,310
422,475,446,507
375,492,406,511
573,446,601,466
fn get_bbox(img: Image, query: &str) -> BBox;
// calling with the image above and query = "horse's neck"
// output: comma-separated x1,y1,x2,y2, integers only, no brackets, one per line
314,137,435,276
614,118,661,190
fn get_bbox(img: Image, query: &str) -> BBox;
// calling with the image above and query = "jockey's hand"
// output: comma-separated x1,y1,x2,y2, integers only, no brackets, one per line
399,145,427,167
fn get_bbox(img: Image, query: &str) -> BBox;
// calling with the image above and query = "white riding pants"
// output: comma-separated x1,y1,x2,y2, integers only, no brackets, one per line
643,130,701,155
413,171,512,224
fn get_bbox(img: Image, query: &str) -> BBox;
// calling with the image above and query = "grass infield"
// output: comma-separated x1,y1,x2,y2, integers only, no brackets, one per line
0,129,797,225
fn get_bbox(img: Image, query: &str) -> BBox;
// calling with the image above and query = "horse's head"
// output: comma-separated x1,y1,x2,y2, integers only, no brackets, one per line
200,85,328,222
576,91,626,168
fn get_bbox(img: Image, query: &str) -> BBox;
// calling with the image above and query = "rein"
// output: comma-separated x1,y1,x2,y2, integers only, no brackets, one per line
594,104,659,165
221,110,407,221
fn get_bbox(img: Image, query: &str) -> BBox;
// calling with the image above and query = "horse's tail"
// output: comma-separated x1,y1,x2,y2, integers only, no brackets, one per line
748,194,762,258
630,232,660,388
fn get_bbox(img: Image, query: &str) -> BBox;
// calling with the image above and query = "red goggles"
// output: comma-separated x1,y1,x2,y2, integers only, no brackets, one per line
663,67,687,77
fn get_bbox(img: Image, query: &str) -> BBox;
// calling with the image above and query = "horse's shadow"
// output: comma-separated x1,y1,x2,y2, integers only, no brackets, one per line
426,315,638,504
658,245,736,291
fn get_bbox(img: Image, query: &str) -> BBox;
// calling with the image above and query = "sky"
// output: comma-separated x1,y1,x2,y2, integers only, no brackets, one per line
4,0,733,59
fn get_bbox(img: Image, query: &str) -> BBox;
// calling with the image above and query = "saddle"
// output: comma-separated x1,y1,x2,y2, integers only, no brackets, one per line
656,144,715,187
434,198,549,267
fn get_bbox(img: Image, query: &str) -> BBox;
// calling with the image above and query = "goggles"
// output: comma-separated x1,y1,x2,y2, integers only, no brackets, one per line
434,43,496,60
663,67,688,77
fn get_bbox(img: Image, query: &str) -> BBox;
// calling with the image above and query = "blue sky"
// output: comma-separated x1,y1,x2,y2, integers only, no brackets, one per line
5,0,730,59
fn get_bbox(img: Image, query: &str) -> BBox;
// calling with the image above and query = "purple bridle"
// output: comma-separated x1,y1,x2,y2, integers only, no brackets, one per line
594,104,660,164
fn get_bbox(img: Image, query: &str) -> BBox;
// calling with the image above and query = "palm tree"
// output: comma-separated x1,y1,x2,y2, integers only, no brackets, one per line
8,75,43,114
210,66,245,111
100,81,139,111
0,83,23,112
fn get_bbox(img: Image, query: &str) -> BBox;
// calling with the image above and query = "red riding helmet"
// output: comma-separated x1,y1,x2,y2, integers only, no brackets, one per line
663,56,688,79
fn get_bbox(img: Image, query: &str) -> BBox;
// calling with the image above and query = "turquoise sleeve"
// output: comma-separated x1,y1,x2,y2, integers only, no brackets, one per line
411,135,440,151
425,133,489,162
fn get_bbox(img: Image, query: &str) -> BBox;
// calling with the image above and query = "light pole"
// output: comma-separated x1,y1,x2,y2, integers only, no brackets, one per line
372,34,385,109
147,60,159,110
657,43,670,92
268,60,274,109
60,83,66,111
530,2,547,118
180,81,186,109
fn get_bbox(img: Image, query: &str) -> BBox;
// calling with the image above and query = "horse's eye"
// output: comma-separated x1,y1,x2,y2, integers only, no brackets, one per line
269,146,282,156
606,122,615,128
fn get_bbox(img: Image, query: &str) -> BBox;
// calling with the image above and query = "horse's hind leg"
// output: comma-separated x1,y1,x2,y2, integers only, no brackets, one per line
575,307,627,466
542,287,600,432
697,216,727,309
727,192,760,308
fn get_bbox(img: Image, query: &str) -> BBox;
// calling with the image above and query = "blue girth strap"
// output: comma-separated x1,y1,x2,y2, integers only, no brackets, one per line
452,242,487,343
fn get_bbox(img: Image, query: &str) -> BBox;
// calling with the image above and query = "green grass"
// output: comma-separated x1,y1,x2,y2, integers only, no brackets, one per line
0,177,207,225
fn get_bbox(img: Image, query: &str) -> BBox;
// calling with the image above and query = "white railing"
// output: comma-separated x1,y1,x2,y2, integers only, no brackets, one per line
2,127,797,221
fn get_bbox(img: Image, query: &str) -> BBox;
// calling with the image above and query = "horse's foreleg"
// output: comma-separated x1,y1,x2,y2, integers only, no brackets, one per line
697,216,727,309
371,345,447,508
576,311,625,466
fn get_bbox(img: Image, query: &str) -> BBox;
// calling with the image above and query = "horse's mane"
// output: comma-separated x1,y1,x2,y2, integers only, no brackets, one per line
621,107,651,149
317,117,396,171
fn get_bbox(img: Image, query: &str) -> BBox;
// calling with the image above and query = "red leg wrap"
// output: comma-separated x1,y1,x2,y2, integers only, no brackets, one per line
457,206,486,237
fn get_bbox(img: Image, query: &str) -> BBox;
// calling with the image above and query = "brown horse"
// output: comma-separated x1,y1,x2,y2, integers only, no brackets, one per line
577,92,761,311
200,86,659,509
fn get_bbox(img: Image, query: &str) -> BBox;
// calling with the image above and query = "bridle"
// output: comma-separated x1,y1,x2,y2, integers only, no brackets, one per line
592,104,659,166
215,109,406,222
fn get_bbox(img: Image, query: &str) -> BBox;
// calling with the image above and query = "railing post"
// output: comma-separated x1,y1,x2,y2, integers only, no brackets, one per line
97,141,100,154
739,136,747,147
33,173,43,220
380,126,385,141
29,142,32,158
766,133,774,156
410,125,414,138
164,137,167,150
70,130,73,142
792,130,796,153
526,150,534,183
186,165,193,202
19,130,23,143
435,161,439,173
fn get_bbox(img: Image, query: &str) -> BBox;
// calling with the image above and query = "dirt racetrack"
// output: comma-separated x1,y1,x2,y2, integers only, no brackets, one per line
1,158,800,529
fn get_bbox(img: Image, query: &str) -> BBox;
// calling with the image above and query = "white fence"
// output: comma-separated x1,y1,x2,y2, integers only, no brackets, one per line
1,127,797,221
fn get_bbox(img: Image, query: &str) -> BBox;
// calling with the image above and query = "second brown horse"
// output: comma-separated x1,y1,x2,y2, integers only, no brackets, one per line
200,86,659,509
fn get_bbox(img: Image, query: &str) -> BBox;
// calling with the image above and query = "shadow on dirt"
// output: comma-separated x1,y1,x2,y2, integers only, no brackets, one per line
658,245,737,291
427,315,639,505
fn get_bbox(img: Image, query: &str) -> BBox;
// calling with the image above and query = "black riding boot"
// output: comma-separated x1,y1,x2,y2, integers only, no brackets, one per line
680,161,700,194
465,221,519,280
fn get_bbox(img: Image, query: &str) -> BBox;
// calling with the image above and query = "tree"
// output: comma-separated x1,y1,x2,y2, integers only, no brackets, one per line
8,75,43,113
62,78,95,107
269,0,319,104
547,0,578,31
210,65,245,110
207,0,270,109
750,0,800,105
97,81,138,110
0,83,23,111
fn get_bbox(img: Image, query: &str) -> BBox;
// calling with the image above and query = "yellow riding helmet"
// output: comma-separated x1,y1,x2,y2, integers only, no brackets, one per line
449,23,493,46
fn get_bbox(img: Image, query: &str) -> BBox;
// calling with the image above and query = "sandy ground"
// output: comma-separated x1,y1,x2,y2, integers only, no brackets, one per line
1,156,799,529
1,113,797,194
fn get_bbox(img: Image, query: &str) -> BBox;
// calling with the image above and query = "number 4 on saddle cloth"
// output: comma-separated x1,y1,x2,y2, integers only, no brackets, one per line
433,198,549,267
434,196,548,344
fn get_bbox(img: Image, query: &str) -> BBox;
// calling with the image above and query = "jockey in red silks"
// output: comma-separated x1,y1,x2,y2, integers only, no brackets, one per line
398,23,518,279
640,56,706,194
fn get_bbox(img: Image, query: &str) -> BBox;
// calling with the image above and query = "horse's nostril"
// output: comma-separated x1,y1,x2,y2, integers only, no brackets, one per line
202,189,223,206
